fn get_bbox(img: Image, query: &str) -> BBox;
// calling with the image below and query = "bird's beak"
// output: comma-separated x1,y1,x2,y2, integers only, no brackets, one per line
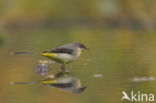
84,47,89,50
78,86,88,92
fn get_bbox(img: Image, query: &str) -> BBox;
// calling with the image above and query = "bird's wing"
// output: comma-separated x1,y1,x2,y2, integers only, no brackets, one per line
43,48,74,54
51,83,73,88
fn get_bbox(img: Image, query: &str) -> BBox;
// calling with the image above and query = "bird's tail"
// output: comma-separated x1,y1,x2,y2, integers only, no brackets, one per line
10,81,37,85
10,79,57,85
10,52,35,55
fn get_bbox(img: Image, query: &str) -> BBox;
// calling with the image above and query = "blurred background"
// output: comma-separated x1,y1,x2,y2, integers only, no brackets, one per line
0,0,156,103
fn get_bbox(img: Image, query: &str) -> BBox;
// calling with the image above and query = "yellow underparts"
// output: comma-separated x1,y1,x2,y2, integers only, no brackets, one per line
41,79,57,84
40,53,57,58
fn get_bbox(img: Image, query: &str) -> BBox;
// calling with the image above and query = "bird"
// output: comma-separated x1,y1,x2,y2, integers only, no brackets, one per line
11,71,87,94
40,42,89,72
11,42,89,73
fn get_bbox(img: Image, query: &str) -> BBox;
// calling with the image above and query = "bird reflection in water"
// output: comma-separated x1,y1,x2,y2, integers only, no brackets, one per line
11,71,87,94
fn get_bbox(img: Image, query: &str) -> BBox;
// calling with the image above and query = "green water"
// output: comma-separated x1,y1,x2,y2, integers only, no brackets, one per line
0,28,156,103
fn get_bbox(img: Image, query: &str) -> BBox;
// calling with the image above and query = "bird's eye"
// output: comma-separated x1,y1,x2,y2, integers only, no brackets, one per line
80,45,84,48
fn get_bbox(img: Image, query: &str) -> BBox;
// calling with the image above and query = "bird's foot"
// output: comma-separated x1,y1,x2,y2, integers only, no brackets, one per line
64,69,70,73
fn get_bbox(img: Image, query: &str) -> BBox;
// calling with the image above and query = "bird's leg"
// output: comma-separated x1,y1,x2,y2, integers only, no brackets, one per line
61,64,66,72
61,64,70,72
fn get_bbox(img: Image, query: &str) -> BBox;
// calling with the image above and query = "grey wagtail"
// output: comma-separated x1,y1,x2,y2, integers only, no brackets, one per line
40,42,89,72
11,71,87,94
11,42,89,72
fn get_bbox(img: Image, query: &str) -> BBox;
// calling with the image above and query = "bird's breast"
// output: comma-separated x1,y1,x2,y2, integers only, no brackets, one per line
76,48,81,57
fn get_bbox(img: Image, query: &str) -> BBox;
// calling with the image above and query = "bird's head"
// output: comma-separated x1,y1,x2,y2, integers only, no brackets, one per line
75,86,88,93
72,42,89,50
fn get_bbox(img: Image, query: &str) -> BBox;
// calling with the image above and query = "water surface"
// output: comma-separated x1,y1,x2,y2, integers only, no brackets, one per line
0,28,156,103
